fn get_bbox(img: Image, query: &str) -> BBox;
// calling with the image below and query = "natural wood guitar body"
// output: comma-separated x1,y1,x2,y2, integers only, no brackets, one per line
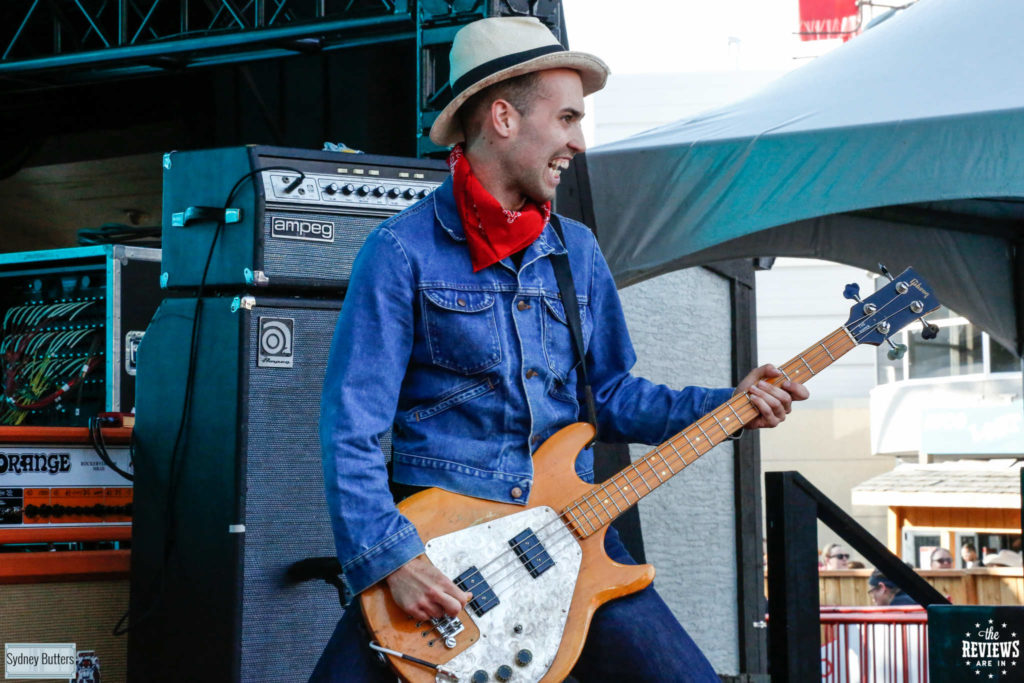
360,422,655,683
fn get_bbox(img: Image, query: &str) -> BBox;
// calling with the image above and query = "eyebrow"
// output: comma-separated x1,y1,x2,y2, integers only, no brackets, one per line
562,107,584,120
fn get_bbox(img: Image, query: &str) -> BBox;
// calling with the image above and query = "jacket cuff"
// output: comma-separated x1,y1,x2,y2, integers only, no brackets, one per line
701,387,736,416
342,523,426,596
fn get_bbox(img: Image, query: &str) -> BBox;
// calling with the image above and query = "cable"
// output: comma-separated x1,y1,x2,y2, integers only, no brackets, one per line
116,165,305,637
89,416,134,482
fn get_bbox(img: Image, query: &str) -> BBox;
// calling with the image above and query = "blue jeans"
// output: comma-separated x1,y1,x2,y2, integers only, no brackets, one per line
309,527,718,682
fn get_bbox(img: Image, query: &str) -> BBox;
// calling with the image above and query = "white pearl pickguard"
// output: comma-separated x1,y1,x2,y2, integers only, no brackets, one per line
424,506,582,682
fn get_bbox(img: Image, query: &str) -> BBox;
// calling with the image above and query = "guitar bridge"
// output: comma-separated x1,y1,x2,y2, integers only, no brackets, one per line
430,615,465,649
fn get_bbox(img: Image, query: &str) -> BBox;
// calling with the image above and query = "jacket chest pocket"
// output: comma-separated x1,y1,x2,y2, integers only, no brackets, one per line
422,289,502,374
542,295,590,382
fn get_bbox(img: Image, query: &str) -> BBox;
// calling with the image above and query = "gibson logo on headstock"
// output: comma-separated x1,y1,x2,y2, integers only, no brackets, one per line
908,278,930,298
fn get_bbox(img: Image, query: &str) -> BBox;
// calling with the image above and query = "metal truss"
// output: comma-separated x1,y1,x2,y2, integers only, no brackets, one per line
1,0,411,78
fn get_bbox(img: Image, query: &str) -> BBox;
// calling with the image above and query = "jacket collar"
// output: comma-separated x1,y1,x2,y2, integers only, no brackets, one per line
432,175,568,263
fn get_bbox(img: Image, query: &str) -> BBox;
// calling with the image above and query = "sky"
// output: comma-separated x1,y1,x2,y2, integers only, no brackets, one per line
561,0,842,74
559,0,846,144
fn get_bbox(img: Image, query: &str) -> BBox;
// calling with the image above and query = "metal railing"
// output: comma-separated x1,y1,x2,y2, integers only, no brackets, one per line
821,606,929,683
765,471,949,682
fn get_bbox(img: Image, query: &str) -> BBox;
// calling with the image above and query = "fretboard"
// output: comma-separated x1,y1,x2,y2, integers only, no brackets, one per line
561,326,858,538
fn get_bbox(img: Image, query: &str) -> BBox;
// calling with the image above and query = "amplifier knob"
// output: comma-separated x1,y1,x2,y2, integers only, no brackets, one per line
417,188,430,199
403,188,417,199
357,184,371,196
387,187,401,198
340,184,356,195
372,186,386,197
324,183,341,195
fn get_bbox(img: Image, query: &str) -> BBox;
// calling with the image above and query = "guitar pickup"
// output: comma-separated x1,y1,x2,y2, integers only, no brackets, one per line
509,527,554,578
454,566,499,616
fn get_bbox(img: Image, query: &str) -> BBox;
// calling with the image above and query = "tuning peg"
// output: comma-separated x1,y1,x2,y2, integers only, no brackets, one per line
878,263,894,282
886,339,907,361
920,321,939,340
843,283,862,302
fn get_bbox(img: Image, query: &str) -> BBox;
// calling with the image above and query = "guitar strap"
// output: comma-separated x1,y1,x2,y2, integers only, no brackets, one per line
548,214,599,446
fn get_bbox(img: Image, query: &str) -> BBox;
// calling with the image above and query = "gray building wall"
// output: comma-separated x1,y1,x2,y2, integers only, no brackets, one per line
618,266,738,674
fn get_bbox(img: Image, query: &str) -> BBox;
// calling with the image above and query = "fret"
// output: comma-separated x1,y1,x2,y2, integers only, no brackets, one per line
565,505,598,536
711,412,729,436
778,366,792,381
681,433,699,458
657,450,676,475
605,481,626,512
566,506,593,535
820,341,836,361
696,423,712,445
728,403,745,425
610,475,634,507
646,455,666,482
574,500,599,533
668,441,685,464
799,355,816,375
637,462,658,492
582,493,610,527
841,325,857,345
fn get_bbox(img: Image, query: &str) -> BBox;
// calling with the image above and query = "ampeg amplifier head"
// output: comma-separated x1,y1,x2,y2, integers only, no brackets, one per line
160,146,447,292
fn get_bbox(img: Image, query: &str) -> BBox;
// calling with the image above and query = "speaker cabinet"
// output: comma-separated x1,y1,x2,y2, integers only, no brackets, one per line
129,295,346,682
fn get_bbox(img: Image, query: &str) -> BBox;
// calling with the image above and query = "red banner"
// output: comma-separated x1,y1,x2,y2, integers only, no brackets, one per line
798,0,859,41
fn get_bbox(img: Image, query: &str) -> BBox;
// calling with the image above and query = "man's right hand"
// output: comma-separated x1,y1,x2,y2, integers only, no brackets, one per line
384,554,472,620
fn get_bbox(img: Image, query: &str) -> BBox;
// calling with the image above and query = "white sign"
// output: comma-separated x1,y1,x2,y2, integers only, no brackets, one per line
5,643,76,679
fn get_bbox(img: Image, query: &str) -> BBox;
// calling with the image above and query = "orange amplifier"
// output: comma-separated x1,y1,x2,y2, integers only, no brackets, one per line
0,425,133,544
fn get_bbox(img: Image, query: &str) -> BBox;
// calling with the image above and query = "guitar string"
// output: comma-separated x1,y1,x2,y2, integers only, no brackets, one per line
450,319,881,612
446,303,915,614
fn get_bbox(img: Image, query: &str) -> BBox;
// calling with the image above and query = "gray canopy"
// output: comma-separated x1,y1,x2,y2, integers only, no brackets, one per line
587,0,1024,354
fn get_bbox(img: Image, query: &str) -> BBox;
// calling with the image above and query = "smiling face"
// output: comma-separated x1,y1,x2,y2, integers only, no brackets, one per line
499,68,586,205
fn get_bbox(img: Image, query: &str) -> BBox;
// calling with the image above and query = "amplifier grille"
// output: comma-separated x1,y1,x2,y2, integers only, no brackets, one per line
262,211,392,287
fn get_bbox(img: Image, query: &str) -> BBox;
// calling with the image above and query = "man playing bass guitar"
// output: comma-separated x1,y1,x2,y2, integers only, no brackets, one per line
313,16,808,682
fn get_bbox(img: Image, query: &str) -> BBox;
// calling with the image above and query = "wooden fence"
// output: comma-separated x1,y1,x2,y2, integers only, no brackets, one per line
815,568,1024,606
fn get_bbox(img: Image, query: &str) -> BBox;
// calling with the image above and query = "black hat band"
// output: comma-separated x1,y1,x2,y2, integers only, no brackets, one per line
451,44,566,98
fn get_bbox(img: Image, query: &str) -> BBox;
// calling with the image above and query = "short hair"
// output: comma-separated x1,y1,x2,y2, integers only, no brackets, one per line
931,547,952,561
458,71,544,144
962,542,977,553
868,569,899,591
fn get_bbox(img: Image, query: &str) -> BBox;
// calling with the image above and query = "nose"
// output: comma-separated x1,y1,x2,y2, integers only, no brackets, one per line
569,125,586,154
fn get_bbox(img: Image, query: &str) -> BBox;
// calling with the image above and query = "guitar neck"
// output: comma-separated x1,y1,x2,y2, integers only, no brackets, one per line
561,326,858,539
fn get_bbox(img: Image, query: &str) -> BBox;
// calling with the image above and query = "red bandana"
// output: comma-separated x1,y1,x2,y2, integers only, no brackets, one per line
448,144,551,272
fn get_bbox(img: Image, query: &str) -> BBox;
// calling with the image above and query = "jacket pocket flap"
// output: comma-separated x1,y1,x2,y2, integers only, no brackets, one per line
424,289,495,313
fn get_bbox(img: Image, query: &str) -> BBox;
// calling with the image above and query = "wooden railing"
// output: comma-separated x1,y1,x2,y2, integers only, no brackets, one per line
817,568,1024,606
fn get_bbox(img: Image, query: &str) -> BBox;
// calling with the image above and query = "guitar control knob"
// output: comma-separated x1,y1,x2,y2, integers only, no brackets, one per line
471,671,489,683
515,649,533,666
340,184,356,195
403,188,417,199
387,187,401,199
372,186,385,197
495,665,513,682
356,184,371,196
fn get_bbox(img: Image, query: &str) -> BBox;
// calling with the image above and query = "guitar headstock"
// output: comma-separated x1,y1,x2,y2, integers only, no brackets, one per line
843,267,940,352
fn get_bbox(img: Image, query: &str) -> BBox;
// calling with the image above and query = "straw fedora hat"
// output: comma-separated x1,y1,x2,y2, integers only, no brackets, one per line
428,16,609,147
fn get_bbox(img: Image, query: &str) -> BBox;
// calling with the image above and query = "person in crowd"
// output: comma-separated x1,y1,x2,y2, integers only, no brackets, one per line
961,542,979,568
930,547,954,569
821,542,851,570
984,549,1023,567
867,570,917,606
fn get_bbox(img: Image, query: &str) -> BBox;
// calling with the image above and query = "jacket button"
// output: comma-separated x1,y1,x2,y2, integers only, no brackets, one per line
510,487,523,499
525,369,538,379
516,300,530,311
457,298,466,307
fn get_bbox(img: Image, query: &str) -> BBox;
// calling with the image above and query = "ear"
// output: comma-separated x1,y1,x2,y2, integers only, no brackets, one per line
489,99,520,140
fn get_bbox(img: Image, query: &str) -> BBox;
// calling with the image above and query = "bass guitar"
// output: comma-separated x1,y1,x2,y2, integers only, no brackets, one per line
360,266,939,683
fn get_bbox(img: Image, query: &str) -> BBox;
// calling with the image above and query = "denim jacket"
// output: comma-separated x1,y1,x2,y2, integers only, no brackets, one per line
319,177,734,595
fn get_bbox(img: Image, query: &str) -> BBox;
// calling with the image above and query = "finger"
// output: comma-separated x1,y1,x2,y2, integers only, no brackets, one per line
759,380,792,418
749,383,783,425
436,591,464,618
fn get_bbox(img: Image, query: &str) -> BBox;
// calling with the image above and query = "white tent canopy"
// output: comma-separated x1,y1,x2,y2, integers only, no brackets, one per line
588,0,1024,353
